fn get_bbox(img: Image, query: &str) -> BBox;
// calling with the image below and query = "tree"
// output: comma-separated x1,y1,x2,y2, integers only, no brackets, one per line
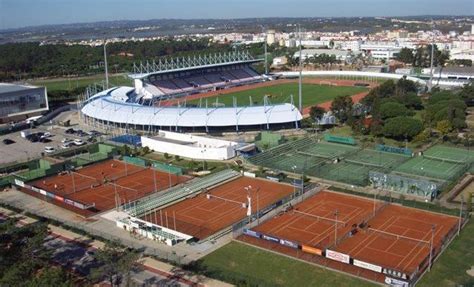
378,102,408,119
382,116,423,140
396,47,414,64
90,240,142,287
309,106,325,121
436,120,452,135
413,44,449,67
330,95,353,123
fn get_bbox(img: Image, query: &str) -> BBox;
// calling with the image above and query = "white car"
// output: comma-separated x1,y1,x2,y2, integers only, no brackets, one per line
73,139,85,146
61,142,73,149
44,146,55,153
61,138,71,143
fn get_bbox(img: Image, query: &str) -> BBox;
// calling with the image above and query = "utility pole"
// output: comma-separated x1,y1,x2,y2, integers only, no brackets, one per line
298,24,303,113
429,225,435,271
103,40,109,89
458,195,464,236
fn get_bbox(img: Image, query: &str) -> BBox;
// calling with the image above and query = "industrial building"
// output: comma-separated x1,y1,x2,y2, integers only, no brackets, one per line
0,83,49,124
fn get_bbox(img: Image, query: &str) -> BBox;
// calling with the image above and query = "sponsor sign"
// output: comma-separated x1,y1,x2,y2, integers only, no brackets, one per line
73,202,84,209
243,228,261,239
46,192,55,199
266,176,280,182
31,186,41,193
325,249,350,264
301,245,322,256
384,277,409,287
262,234,280,243
383,269,408,280
14,179,25,187
243,171,256,178
64,199,74,206
39,189,47,196
54,195,64,202
279,239,298,249
353,259,382,273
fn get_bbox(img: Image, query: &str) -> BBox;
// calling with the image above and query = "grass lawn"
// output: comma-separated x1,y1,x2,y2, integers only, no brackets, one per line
417,218,474,287
142,152,231,174
191,241,375,287
187,83,367,108
28,74,133,91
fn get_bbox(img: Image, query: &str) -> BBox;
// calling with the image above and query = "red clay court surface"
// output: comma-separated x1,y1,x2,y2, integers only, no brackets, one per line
25,159,189,216
239,190,459,284
141,176,295,240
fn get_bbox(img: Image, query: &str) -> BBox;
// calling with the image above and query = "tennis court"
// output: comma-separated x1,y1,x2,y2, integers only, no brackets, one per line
335,204,458,279
395,156,468,181
239,190,459,285
251,191,381,249
423,145,474,164
141,176,295,240
26,159,188,215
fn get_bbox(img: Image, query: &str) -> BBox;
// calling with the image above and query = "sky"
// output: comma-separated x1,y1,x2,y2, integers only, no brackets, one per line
1,0,473,30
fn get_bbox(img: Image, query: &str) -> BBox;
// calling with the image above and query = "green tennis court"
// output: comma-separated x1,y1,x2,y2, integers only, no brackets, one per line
423,145,474,164
345,149,410,169
395,157,468,181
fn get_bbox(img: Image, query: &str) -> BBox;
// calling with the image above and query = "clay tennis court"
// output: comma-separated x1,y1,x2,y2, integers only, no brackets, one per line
239,190,459,284
141,176,295,240
251,191,382,249
27,159,188,215
335,203,459,278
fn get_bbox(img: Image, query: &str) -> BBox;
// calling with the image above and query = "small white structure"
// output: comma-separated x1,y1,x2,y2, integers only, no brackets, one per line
141,130,255,161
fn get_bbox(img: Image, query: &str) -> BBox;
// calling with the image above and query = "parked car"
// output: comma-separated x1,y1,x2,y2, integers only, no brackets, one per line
73,139,85,146
61,142,73,149
65,128,75,134
41,132,52,138
44,146,55,153
2,139,15,145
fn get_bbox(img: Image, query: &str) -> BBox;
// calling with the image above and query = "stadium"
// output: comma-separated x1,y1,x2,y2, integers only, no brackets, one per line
79,50,426,133
79,51,304,133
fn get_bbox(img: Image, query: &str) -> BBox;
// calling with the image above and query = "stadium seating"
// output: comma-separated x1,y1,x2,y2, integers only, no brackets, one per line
128,169,240,217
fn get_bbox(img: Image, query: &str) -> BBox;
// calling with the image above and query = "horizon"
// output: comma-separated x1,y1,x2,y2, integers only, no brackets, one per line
1,0,473,30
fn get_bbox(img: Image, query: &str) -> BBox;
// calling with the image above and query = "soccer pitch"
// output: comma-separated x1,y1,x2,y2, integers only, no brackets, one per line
187,83,368,108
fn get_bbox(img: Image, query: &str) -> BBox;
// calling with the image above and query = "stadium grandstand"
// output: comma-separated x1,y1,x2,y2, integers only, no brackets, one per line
80,50,302,132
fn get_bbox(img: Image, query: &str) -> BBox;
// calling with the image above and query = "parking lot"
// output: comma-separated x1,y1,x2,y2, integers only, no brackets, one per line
0,125,103,165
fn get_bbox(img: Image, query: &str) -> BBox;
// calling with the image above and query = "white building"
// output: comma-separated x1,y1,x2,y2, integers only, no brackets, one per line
141,130,255,161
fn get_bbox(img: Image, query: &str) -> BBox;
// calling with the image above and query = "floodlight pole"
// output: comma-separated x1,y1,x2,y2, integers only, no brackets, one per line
373,189,377,216
334,210,339,246
168,163,172,189
261,26,268,75
71,171,76,193
298,24,303,113
428,21,435,92
458,195,464,236
292,165,297,199
153,168,157,192
429,225,435,271
103,40,109,89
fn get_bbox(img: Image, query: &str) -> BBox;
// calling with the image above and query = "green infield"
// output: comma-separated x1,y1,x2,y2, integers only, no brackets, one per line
187,83,368,108
190,241,375,287
29,74,132,91
418,219,474,287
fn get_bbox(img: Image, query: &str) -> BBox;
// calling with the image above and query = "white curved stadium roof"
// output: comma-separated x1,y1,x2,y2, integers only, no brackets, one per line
81,87,302,128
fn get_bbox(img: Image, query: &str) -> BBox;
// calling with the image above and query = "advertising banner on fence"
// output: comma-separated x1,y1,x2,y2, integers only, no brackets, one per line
384,277,409,287
243,171,256,178
353,259,382,273
301,245,322,256
262,234,280,243
31,186,40,193
325,249,350,264
243,228,261,239
73,202,84,209
54,195,64,202
266,176,280,182
279,239,298,249
64,199,74,206
14,179,24,187
383,269,408,280
39,189,47,196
